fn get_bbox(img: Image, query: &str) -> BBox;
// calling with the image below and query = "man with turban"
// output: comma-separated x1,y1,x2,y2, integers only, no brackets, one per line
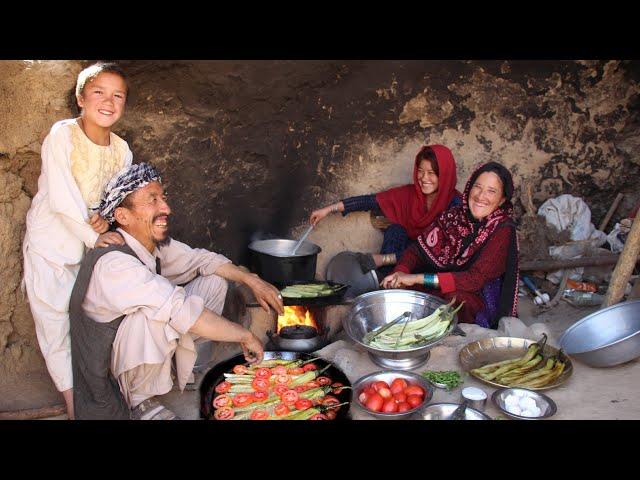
69,163,284,419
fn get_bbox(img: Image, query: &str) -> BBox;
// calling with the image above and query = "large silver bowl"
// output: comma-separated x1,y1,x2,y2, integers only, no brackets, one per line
342,289,457,370
352,370,434,419
559,299,640,368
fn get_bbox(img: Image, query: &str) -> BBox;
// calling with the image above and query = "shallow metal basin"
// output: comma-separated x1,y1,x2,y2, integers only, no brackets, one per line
342,289,456,370
420,403,491,420
559,299,640,368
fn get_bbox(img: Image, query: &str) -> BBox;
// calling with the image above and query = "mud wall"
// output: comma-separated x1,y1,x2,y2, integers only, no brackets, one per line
1,59,639,383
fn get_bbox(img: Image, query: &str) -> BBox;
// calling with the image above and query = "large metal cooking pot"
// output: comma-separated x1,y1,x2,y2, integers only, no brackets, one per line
248,239,321,284
559,299,640,368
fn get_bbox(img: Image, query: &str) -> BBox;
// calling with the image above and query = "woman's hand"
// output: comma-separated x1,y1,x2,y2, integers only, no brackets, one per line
89,213,110,234
241,332,264,364
245,274,285,315
309,205,333,226
381,272,420,289
95,231,125,248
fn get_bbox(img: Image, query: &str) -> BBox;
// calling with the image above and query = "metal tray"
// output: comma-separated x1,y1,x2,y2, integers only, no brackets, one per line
458,336,573,391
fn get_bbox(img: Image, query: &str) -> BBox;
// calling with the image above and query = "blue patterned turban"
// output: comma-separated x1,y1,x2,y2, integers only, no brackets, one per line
99,163,162,224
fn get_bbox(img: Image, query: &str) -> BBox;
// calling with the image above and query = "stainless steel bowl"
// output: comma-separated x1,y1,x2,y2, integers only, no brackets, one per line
420,403,491,420
352,370,434,419
342,289,457,370
559,299,640,368
492,388,557,420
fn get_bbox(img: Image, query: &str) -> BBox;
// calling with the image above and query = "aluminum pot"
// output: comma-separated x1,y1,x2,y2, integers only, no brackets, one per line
248,239,321,284
559,298,640,368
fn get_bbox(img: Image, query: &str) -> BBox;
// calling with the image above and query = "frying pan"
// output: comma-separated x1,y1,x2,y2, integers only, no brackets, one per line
200,351,353,420
246,280,350,308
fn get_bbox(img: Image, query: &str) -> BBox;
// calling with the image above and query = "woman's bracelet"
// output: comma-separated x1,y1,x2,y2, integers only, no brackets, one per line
330,203,340,213
422,273,440,288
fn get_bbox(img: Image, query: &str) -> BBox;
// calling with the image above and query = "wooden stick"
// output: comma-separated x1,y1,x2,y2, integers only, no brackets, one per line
603,212,640,307
520,253,625,271
599,193,624,232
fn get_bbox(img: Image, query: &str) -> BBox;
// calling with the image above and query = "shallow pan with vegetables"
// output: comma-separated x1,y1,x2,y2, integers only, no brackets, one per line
200,351,352,420
274,280,349,307
458,336,573,391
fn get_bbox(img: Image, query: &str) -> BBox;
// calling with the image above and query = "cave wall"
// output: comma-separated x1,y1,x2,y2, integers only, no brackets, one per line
1,59,639,383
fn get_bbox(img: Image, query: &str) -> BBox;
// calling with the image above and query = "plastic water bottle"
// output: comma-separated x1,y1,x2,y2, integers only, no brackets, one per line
563,290,604,306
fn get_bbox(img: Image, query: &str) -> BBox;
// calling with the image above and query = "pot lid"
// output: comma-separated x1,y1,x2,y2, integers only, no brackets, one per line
325,251,379,299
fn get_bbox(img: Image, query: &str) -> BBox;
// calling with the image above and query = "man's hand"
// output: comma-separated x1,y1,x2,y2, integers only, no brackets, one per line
246,274,285,315
89,213,110,234
95,231,125,248
381,271,419,289
241,332,264,364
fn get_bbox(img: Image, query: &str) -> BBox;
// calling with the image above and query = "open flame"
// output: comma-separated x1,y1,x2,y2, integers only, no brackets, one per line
277,306,317,333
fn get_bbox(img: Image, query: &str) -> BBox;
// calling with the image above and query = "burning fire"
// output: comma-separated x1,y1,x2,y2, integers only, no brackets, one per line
277,306,317,333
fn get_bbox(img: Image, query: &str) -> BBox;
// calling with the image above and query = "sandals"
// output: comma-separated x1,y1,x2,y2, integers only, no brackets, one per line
131,397,181,420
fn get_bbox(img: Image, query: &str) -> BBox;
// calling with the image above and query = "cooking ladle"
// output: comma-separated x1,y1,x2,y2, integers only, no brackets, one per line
290,224,314,256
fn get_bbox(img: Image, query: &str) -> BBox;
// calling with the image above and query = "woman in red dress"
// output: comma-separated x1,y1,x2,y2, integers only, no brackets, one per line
381,162,519,328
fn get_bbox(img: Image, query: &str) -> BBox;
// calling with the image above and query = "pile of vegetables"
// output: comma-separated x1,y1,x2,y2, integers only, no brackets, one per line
364,299,463,350
420,370,463,390
280,283,345,298
357,377,428,414
211,358,350,420
471,334,568,388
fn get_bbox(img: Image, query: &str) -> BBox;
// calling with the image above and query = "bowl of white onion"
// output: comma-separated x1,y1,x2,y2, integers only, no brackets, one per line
491,388,557,420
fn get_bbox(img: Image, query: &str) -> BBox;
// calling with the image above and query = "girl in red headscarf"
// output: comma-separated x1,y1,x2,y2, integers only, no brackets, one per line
309,145,461,273
381,162,519,329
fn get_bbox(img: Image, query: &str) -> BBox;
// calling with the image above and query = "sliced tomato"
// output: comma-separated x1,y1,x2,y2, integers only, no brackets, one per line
310,413,329,420
272,365,288,376
404,385,425,398
390,378,408,395
233,365,249,375
252,377,270,392
275,374,291,385
331,382,345,394
213,395,231,409
252,391,268,401
281,389,299,405
294,386,307,393
304,381,320,390
214,381,232,394
302,363,317,371
274,384,289,397
213,407,235,420
295,399,313,410
232,393,254,408
288,367,305,375
325,410,337,420
274,403,291,416
316,376,332,386
321,395,339,405
254,367,272,379
250,409,269,420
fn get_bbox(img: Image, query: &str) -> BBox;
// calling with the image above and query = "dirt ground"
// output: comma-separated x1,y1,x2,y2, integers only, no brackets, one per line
8,297,637,421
